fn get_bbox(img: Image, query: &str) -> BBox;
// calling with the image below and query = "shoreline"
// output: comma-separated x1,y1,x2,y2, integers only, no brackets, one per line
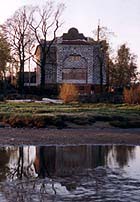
0,126,140,146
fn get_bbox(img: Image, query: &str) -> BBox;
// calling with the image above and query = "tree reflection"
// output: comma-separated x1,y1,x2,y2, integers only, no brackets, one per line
17,147,24,179
35,146,56,178
7,146,37,180
114,146,135,168
0,148,10,181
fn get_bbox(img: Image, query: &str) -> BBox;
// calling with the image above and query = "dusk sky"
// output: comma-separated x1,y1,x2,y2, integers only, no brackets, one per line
0,0,140,68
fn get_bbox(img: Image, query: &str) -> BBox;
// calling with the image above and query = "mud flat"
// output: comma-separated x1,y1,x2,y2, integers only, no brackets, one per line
0,123,140,146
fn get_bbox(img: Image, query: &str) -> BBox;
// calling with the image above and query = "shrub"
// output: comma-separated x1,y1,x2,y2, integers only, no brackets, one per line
8,116,27,128
59,83,79,103
0,95,4,101
123,86,140,104
110,119,140,128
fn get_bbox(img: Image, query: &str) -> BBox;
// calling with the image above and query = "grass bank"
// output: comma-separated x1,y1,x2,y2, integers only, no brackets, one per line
0,102,140,128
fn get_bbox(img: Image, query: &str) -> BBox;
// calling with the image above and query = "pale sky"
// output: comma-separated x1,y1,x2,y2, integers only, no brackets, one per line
0,0,140,68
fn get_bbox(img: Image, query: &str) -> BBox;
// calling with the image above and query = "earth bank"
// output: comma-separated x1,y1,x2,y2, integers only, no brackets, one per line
0,125,140,146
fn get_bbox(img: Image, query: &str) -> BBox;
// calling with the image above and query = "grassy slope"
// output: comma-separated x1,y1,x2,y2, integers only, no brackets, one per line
0,102,140,128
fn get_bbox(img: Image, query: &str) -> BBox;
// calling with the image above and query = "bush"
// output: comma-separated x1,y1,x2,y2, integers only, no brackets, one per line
59,83,79,103
0,95,4,101
110,119,140,128
123,86,140,104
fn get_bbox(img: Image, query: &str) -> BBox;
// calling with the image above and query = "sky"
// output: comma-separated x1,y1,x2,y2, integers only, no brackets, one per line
0,0,140,68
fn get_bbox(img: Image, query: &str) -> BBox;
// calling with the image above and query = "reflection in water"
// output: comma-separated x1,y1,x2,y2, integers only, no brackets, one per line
35,145,108,178
5,146,37,180
0,145,139,201
107,145,135,168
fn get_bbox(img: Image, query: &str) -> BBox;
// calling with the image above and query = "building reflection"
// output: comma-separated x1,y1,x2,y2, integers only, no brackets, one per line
34,145,109,178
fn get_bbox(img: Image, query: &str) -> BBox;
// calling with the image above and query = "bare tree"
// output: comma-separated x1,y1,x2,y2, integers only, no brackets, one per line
30,1,64,89
2,6,35,94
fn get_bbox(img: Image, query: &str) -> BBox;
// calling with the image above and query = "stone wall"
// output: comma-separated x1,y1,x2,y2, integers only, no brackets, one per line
35,29,107,89
56,44,106,85
57,44,93,84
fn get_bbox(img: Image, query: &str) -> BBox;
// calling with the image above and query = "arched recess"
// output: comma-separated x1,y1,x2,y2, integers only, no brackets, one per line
62,55,88,83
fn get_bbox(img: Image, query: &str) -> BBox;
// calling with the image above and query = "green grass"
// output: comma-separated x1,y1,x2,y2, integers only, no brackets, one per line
0,102,139,118
0,102,140,128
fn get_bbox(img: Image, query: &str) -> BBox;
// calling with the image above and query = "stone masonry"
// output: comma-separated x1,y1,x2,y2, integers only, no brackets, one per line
35,28,106,93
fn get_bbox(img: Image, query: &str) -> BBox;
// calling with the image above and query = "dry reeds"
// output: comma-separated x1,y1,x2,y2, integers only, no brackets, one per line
59,83,79,103
123,86,140,104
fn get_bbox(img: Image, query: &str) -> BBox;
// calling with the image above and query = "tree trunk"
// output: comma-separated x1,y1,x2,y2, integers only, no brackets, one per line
40,56,46,90
40,46,48,91
19,60,24,95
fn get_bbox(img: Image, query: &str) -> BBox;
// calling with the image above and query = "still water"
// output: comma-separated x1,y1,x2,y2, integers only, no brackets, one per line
0,145,140,201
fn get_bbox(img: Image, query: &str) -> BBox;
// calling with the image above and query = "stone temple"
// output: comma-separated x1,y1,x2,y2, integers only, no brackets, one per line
35,28,106,94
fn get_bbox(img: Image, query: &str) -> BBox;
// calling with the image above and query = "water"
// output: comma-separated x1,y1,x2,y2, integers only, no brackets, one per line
0,145,140,201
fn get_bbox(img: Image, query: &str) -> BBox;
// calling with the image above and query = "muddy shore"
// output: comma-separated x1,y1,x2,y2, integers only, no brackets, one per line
0,122,140,146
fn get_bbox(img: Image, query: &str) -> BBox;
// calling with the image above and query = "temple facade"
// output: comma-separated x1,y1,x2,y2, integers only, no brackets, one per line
35,28,106,94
